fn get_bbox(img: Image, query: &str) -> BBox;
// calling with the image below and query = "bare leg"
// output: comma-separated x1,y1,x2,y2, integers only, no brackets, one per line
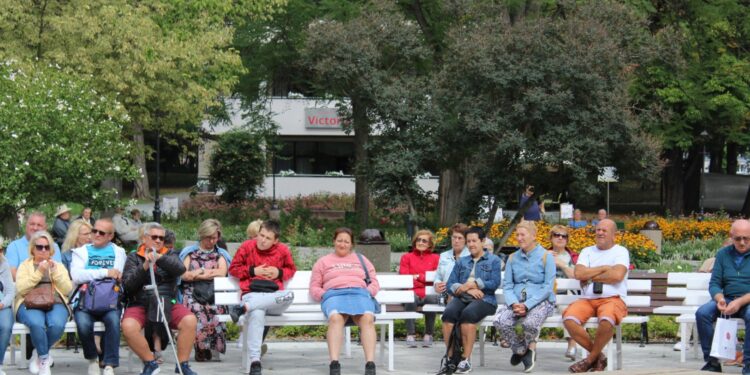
442,322,454,356
122,318,155,362
588,321,614,363
352,314,376,362
564,320,594,352
460,323,477,359
177,315,198,363
327,314,346,361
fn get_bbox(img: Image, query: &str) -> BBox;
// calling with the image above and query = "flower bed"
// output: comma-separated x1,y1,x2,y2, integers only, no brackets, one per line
626,216,732,242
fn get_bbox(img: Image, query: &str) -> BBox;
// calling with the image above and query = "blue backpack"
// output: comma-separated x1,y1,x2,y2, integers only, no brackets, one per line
79,278,121,314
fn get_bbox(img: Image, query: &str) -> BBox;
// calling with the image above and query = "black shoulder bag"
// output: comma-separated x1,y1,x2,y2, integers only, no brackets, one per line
355,252,381,314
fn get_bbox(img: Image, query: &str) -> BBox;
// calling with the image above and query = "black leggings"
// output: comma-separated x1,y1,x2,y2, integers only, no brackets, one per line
441,297,496,324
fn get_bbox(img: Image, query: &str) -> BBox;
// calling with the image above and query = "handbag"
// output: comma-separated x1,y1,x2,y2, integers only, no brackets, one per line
79,278,121,314
24,270,56,311
250,279,279,293
355,252,381,314
191,281,215,305
710,315,738,360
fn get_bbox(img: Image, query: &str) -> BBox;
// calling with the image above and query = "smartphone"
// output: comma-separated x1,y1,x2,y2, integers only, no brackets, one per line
593,281,603,294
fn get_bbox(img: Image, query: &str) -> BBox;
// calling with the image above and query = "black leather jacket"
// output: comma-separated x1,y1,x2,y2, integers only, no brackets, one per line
122,248,186,307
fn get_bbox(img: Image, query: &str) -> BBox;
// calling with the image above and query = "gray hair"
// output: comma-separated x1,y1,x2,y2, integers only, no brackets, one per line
140,222,165,240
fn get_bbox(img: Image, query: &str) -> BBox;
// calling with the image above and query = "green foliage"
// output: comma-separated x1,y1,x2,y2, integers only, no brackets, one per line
209,130,267,202
0,61,136,215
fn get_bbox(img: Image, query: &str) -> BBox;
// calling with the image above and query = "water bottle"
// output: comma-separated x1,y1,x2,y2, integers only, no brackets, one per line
438,293,446,306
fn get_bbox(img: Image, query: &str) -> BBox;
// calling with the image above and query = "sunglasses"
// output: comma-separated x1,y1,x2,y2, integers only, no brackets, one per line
734,236,750,243
416,238,431,244
552,232,569,239
92,229,112,236
35,244,51,251
150,235,165,242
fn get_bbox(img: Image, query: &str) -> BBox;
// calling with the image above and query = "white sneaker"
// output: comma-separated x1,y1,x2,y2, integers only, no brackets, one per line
88,360,100,375
103,366,115,375
38,356,52,375
29,349,39,375
673,342,684,351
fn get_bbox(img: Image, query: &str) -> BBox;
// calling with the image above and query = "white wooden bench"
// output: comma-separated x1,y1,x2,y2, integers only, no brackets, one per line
652,272,712,362
214,271,421,373
10,321,106,369
422,271,650,371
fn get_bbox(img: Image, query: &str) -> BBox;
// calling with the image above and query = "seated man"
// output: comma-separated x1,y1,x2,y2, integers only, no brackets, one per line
564,219,629,373
437,227,501,375
228,220,296,375
695,219,750,373
121,222,198,375
112,207,141,247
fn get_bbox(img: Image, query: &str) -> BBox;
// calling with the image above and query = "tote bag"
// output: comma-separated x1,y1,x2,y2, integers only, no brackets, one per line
710,315,738,360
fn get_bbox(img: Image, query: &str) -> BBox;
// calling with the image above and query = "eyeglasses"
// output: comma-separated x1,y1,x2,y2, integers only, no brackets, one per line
92,229,112,236
552,232,569,239
150,235,165,242
416,238,431,244
35,244,51,251
734,236,750,243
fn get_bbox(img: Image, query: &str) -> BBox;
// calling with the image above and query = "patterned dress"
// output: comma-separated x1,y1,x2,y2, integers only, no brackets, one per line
182,250,227,353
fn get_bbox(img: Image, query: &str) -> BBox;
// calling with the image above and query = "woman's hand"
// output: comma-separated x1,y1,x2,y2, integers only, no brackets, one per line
37,260,51,274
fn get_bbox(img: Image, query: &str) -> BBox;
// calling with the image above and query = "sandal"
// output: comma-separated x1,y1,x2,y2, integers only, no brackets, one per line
568,358,593,373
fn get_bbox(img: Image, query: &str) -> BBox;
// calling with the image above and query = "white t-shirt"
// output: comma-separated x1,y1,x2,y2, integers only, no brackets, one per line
577,244,630,299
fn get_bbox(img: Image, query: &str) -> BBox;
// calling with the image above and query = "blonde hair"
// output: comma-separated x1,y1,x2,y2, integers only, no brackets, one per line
246,219,263,239
411,229,435,250
28,230,56,258
198,218,222,239
516,220,538,237
549,224,569,238
62,219,93,251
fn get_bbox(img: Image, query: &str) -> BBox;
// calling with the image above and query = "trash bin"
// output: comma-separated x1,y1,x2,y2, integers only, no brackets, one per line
639,220,662,254
357,229,391,272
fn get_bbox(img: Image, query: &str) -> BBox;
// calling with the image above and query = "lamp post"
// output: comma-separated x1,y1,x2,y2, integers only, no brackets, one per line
269,151,280,220
699,130,708,217
153,130,162,223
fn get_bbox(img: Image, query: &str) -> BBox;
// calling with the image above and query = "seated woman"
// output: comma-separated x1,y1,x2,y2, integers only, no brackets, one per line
493,221,556,373
310,228,380,375
60,219,93,275
547,224,579,360
568,209,588,229
399,230,439,348
179,219,232,362
15,230,73,375
437,226,501,375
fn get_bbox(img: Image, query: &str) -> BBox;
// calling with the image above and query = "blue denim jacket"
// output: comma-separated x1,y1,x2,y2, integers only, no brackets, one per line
447,251,502,306
434,247,470,284
503,244,556,309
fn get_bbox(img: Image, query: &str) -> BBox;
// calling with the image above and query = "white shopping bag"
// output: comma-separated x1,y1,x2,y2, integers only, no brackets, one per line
710,316,738,360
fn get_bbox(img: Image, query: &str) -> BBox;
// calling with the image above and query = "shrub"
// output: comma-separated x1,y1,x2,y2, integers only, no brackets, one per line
627,216,732,242
209,130,267,202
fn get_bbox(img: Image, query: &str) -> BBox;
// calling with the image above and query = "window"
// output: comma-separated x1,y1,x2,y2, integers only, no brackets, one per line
274,140,354,175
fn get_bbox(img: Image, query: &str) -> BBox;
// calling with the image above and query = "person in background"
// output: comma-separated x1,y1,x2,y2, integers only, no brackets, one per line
568,209,588,229
546,225,579,360
399,230,440,348
112,207,140,248
434,224,470,301
0,242,16,375
15,231,73,375
310,227,380,375
61,220,93,274
591,209,608,226
520,185,544,222
52,205,72,248
7,212,62,280
164,230,177,252
77,207,96,227
246,219,263,240
437,227,502,375
180,219,231,362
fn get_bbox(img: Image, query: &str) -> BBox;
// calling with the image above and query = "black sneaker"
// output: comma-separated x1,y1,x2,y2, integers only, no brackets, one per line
742,363,750,375
365,361,376,375
249,361,262,375
435,361,455,375
510,352,523,366
522,349,536,373
175,361,198,375
230,305,245,323
700,358,721,372
330,360,341,375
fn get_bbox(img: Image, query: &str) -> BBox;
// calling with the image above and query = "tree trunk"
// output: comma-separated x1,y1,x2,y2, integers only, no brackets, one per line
684,147,701,214
131,123,152,199
438,159,478,226
709,142,723,173
727,142,739,175
352,98,370,229
663,148,685,216
1,207,19,240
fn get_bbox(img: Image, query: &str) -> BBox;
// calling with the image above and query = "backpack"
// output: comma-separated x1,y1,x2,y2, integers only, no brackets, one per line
507,251,557,293
438,323,463,374
79,278,121,314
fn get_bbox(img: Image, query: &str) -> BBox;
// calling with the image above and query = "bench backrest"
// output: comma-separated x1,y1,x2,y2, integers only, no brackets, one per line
214,271,416,312
664,272,711,303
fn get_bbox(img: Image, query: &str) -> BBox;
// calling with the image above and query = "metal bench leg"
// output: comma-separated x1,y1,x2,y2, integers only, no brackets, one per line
606,337,614,371
378,324,385,367
680,322,689,363
616,325,623,370
242,315,250,374
20,333,27,369
692,323,700,359
640,322,647,347
479,326,486,367
9,334,16,366
344,326,352,358
388,321,394,372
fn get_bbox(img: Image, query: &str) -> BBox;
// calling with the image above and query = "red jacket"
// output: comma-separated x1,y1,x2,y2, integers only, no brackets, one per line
228,239,297,296
399,248,439,298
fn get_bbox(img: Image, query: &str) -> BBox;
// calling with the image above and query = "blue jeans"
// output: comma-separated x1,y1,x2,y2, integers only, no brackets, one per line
16,304,69,357
696,299,750,364
0,308,14,364
75,309,121,367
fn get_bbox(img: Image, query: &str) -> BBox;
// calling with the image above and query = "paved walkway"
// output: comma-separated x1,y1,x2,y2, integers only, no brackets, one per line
1,341,736,375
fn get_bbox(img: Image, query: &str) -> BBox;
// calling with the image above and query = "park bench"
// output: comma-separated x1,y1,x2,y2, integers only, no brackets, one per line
422,271,650,371
214,271,421,373
10,321,107,369
627,272,685,345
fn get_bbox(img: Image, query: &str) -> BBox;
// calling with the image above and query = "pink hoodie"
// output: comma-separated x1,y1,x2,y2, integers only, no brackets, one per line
309,252,380,301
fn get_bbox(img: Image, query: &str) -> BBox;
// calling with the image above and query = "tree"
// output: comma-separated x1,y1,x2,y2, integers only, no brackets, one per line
0,0,249,199
0,61,136,237
209,131,268,202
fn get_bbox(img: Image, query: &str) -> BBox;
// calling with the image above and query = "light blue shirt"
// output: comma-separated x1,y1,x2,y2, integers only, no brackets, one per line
503,244,556,309
6,236,62,268
434,247,470,284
